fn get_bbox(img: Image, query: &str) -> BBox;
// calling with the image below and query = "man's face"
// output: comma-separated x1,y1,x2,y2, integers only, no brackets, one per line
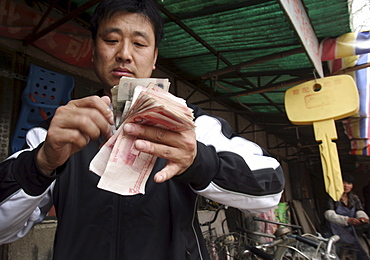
93,11,158,95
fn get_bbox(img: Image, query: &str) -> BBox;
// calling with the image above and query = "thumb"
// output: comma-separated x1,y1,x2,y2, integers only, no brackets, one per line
154,164,182,183
101,96,111,106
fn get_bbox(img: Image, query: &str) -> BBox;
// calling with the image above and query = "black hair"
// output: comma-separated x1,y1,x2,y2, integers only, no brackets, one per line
342,174,354,184
90,0,164,48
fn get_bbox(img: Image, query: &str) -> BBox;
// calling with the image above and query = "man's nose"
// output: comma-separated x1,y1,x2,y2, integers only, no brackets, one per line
116,43,132,62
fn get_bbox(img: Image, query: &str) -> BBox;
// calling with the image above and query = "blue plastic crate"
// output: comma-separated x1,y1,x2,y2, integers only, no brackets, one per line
11,64,74,153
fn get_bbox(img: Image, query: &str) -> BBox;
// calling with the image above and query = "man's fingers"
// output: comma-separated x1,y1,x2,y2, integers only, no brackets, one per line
101,95,111,106
124,123,197,182
133,138,195,163
124,123,194,147
101,96,114,125
124,123,174,144
54,96,114,139
72,95,114,125
53,105,112,140
154,164,182,183
37,96,114,175
133,139,196,183
48,127,91,150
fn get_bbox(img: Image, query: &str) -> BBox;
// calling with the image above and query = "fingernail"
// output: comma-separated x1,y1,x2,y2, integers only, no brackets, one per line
124,123,134,134
135,140,146,150
156,175,165,183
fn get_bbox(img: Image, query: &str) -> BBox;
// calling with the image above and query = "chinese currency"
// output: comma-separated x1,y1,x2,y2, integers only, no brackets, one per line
89,76,195,196
111,76,171,128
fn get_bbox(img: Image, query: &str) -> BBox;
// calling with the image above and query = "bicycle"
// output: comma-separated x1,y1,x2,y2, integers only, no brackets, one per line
240,216,340,260
200,204,340,259
200,204,247,259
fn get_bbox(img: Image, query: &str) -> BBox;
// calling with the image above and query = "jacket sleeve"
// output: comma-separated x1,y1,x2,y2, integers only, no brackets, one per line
324,209,349,226
356,210,369,219
177,105,285,213
0,127,56,244
353,194,369,219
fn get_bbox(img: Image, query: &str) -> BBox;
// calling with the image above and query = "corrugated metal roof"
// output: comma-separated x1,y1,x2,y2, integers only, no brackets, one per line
157,0,350,111
21,0,356,165
153,0,354,167
45,0,350,114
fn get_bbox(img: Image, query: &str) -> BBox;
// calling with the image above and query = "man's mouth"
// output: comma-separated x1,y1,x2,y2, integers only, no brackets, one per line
112,68,134,77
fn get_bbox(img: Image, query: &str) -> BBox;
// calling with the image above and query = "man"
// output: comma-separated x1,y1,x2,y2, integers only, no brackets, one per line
325,174,370,260
0,0,284,259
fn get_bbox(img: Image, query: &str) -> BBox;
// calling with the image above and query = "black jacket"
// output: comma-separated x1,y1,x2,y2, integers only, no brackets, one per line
0,104,285,259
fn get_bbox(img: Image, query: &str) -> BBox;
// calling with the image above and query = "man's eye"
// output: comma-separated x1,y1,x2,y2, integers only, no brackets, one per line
105,39,118,43
135,42,146,47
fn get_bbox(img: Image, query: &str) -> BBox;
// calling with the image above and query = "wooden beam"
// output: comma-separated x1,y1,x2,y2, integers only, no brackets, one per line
200,47,305,79
334,62,370,74
23,0,100,46
156,2,232,67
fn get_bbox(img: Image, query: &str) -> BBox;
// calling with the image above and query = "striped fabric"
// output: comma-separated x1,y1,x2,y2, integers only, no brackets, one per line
321,31,370,62
342,54,370,155
320,32,370,155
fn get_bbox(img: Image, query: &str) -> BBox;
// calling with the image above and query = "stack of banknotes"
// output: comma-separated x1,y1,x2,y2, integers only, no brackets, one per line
89,76,195,195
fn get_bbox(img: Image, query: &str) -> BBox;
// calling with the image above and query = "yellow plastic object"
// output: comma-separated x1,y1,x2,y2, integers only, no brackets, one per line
313,119,343,201
284,75,359,125
284,75,359,201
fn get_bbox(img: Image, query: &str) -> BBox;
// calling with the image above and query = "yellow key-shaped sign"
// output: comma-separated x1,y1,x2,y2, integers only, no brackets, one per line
284,75,359,201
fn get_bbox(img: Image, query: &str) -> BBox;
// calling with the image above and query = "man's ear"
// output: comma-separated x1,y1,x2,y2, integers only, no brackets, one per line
152,48,158,70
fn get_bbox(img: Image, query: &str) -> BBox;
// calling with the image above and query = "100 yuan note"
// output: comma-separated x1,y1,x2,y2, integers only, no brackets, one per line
113,76,170,128
93,84,169,195
89,124,123,176
90,78,196,196
97,133,157,195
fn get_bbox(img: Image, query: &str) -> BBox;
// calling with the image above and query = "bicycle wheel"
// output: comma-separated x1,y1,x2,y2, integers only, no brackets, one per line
274,238,326,260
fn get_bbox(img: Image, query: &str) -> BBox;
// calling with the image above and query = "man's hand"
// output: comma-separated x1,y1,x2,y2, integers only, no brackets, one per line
37,96,114,175
123,122,197,183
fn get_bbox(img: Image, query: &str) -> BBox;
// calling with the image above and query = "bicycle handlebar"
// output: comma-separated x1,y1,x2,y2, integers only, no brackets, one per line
290,234,320,248
326,235,340,255
236,227,276,239
245,245,275,260
199,205,225,226
290,233,340,257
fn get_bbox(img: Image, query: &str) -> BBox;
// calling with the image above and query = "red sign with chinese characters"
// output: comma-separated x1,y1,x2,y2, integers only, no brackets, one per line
0,0,93,68
279,0,323,78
